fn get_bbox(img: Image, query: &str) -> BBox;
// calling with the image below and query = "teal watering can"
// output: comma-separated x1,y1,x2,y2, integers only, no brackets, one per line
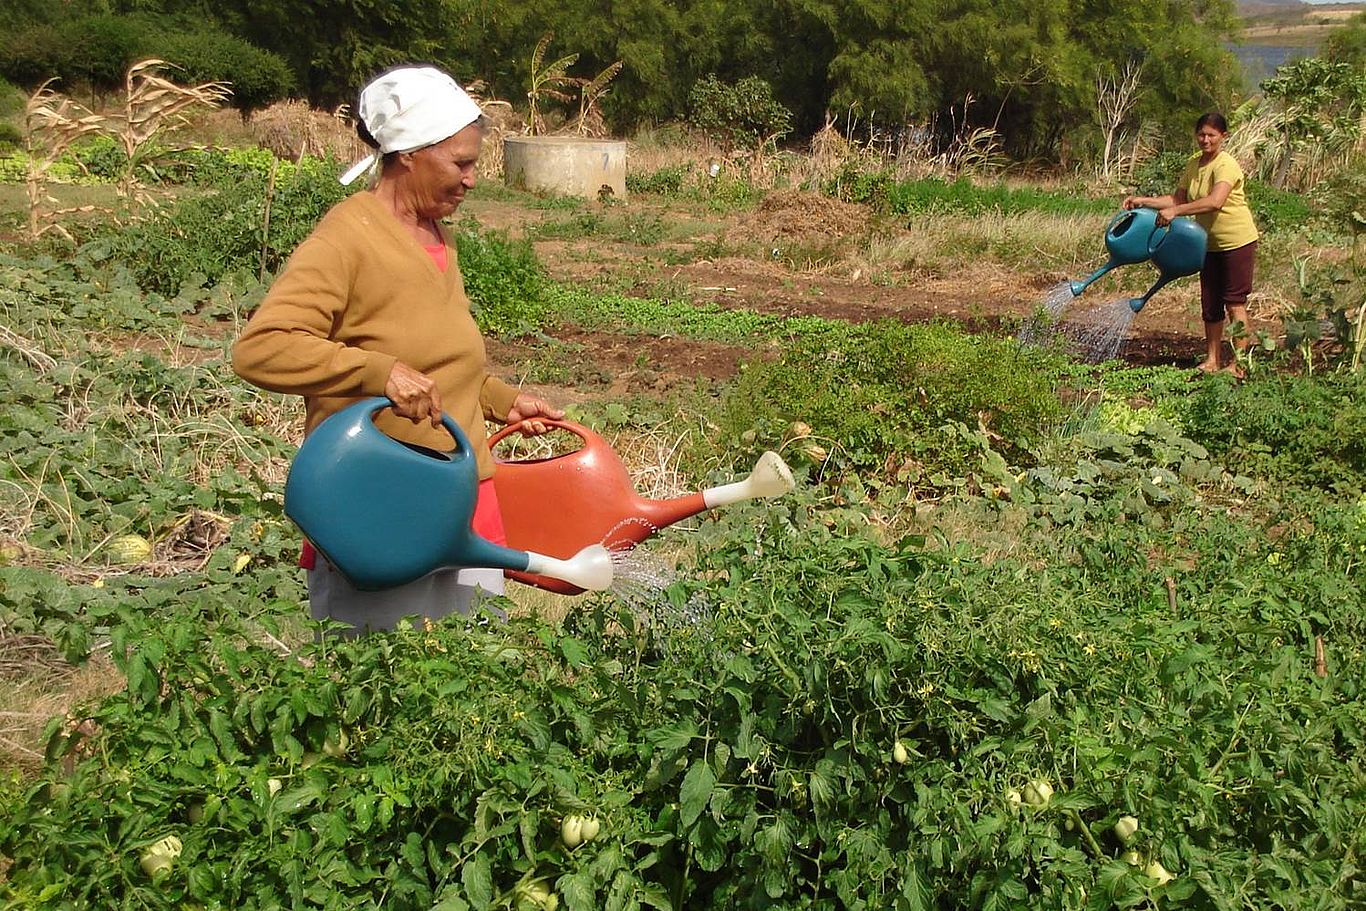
283,397,614,592
1069,208,1161,297
1127,217,1207,313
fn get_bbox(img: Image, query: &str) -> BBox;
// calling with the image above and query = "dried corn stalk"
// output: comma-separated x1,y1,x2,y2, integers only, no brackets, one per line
111,59,231,202
22,81,108,242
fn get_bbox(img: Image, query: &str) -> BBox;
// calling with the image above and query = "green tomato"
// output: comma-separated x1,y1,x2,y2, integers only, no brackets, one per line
322,729,350,759
516,880,558,911
580,816,601,842
1006,789,1022,809
560,815,584,849
1143,860,1175,885
1022,779,1053,808
1121,849,1142,867
892,740,909,765
1113,815,1139,844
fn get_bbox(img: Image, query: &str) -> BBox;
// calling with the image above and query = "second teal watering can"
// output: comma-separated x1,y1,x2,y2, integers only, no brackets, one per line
1069,208,1161,297
1128,217,1208,313
283,397,613,592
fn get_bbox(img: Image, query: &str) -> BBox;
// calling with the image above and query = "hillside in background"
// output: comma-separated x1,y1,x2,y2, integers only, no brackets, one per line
1240,0,1362,38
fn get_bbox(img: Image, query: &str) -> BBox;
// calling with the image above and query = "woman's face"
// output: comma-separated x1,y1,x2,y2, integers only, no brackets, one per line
406,124,482,219
1194,124,1226,157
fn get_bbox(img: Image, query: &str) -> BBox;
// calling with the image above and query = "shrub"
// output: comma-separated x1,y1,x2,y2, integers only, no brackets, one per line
688,75,793,152
156,31,295,115
0,21,78,88
720,320,1065,480
0,77,22,118
1129,150,1189,197
1247,179,1313,234
1184,371,1366,495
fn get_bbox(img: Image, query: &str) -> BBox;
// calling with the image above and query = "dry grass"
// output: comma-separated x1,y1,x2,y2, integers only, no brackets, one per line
0,646,123,776
847,210,1098,281
248,100,363,162
628,125,724,175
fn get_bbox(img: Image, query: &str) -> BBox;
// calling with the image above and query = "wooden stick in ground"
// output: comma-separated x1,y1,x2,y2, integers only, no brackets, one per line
1314,635,1327,678
1165,576,1178,617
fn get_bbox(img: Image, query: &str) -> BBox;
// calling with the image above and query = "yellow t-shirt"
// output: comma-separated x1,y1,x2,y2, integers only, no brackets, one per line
1180,151,1259,252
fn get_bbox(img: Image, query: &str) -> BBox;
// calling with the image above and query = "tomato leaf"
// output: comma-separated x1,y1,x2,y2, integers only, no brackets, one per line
679,761,715,828
461,853,493,910
558,871,596,911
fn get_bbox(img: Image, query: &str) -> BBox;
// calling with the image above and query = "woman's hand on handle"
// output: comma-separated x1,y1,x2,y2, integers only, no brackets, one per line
384,361,443,426
505,392,564,436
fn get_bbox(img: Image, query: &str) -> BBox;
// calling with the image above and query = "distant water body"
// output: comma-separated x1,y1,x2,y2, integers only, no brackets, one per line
1227,43,1313,89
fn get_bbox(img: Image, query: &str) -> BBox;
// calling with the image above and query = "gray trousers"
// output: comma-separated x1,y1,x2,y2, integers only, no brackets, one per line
307,557,506,636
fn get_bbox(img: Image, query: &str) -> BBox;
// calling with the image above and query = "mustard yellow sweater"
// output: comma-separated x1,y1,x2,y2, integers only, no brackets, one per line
232,191,519,479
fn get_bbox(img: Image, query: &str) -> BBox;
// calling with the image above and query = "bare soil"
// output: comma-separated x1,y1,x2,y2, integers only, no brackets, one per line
468,190,1275,396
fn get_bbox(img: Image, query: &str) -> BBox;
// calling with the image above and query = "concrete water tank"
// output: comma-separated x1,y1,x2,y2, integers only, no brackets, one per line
503,136,627,200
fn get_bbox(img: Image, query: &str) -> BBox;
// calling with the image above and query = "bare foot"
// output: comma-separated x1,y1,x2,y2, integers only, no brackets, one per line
1221,363,1245,379
1196,359,1220,373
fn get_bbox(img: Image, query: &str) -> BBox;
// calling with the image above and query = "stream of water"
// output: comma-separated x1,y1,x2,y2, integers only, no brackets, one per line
1062,299,1137,363
1017,281,1076,347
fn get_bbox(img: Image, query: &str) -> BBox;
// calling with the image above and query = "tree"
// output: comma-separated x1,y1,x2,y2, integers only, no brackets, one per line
1095,60,1144,179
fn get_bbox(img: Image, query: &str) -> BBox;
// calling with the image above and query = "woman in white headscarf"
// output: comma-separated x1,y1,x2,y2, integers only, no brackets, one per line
232,65,561,633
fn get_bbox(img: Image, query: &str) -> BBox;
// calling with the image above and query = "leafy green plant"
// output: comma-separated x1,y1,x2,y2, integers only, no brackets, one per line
81,156,350,293
687,75,793,155
1184,370,1366,494
717,320,1065,483
454,219,550,337
626,165,686,197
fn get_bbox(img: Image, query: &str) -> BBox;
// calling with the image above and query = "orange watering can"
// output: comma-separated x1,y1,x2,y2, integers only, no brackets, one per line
488,419,795,594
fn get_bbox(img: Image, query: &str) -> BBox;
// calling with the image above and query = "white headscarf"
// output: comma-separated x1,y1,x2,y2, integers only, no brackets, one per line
339,66,482,186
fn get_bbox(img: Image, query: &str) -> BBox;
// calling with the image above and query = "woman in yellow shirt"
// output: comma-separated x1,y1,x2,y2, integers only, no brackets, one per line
1123,112,1260,375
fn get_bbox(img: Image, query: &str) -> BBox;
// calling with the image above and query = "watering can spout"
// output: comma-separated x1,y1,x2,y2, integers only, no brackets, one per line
702,451,796,509
526,544,614,592
1128,297,1146,314
1068,276,1095,298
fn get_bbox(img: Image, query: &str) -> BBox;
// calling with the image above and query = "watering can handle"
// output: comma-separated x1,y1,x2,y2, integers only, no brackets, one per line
486,417,591,448
1105,209,1131,233
365,396,473,459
